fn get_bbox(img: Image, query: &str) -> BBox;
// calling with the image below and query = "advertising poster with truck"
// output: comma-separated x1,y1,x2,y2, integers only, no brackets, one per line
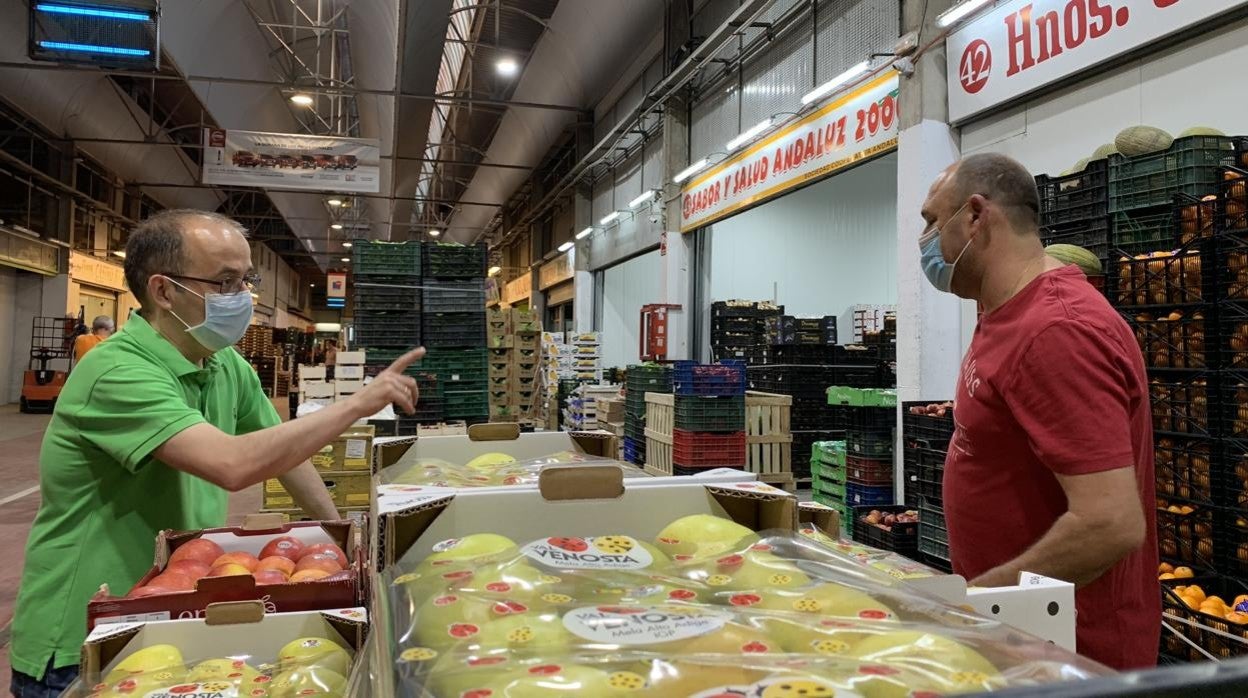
202,128,381,193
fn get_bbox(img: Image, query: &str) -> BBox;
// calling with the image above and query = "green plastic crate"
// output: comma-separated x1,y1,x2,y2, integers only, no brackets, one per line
674,395,745,431
352,240,421,277
1111,209,1176,256
826,387,896,407
1108,136,1233,213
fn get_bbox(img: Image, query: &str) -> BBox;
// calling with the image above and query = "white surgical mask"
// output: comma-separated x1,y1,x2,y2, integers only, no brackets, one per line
167,278,254,352
919,200,974,293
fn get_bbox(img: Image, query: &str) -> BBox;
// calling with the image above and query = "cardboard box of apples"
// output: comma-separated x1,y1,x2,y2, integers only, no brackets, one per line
73,602,366,698
369,467,1104,696
87,515,362,630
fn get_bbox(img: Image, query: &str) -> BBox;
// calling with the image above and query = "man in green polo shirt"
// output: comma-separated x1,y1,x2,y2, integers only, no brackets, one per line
10,210,423,697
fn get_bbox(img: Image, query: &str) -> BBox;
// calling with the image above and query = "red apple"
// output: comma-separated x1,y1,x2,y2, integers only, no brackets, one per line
294,553,343,575
147,571,195,591
290,568,331,583
125,585,171,599
165,560,211,580
208,563,253,577
253,570,290,585
211,552,260,572
256,556,296,577
298,543,348,569
259,536,305,562
169,538,224,567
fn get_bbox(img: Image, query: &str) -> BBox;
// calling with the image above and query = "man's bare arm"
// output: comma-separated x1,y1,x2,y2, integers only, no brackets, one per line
279,461,340,520
154,348,424,492
970,466,1147,588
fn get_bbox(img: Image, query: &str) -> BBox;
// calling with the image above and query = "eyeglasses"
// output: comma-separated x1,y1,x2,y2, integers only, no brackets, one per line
165,273,261,295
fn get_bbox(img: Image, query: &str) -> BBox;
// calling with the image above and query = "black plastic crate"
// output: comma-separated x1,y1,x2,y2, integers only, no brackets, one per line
1214,507,1248,578
353,284,421,313
423,242,487,278
711,316,762,334
846,427,892,457
353,316,420,348
443,390,488,419
1155,435,1215,505
1125,310,1210,370
423,279,486,313
713,345,771,365
1037,159,1109,225
421,312,486,348
352,240,421,277
1112,206,1181,257
906,439,946,503
1151,377,1214,438
673,395,745,432
1041,216,1109,265
1113,246,1207,309
1160,574,1248,661
901,402,955,450
1157,499,1215,569
851,505,917,553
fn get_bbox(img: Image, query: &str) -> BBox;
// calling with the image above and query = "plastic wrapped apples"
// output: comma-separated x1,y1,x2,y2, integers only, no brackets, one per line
383,515,1109,697
84,634,353,698
379,452,646,489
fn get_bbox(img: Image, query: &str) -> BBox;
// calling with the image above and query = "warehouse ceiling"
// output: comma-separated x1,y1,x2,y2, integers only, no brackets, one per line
0,0,666,272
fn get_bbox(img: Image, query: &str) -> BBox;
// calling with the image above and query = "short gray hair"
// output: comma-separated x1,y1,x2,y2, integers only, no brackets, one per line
91,315,114,331
124,209,245,306
951,153,1040,231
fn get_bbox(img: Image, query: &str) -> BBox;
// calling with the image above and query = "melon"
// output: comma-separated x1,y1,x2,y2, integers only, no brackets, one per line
1179,126,1226,138
1092,142,1118,159
1046,244,1103,276
1115,126,1173,157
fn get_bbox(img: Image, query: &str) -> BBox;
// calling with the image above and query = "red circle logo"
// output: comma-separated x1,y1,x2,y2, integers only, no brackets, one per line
959,39,992,94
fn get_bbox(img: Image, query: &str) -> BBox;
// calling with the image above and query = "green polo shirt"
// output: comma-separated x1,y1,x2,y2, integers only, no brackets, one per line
10,312,280,679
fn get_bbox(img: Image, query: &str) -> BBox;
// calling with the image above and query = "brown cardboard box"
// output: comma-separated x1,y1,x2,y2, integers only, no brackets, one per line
487,307,511,329
512,347,540,363
80,605,367,691
511,373,538,392
86,517,362,630
488,390,510,406
488,360,510,379
488,334,514,349
312,425,375,471
487,374,510,390
514,334,540,352
324,472,371,508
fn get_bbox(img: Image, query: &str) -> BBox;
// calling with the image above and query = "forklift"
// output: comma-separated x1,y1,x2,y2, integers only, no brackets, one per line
19,314,83,414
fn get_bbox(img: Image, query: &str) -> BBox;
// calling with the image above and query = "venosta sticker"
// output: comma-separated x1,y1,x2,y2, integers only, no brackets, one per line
562,604,729,645
523,535,654,570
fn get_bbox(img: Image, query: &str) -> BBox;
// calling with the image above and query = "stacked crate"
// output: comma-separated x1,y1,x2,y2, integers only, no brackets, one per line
710,300,782,365
624,364,672,466
811,440,850,534
540,332,571,429
645,361,748,476
568,331,603,382
901,402,956,573
566,384,619,430
826,387,897,510
485,308,542,423
352,240,427,431
1035,158,1111,272
421,242,488,423
849,305,895,344
775,315,837,346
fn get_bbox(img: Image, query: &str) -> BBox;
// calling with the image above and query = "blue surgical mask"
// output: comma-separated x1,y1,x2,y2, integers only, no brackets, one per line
167,278,254,352
919,201,974,293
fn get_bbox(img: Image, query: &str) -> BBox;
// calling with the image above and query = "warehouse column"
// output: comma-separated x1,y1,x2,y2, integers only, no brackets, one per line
895,0,967,403
660,94,693,360
572,187,596,333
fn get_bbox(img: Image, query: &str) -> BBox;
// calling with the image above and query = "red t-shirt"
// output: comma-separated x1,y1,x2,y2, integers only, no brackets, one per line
944,265,1160,670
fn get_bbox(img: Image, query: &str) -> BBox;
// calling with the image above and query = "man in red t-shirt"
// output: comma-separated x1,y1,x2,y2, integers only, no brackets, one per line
918,153,1159,670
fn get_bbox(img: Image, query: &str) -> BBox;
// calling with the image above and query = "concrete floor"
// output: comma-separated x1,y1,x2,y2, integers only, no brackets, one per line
0,403,262,686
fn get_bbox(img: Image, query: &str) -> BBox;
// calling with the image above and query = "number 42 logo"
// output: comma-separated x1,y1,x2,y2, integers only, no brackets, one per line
959,39,992,94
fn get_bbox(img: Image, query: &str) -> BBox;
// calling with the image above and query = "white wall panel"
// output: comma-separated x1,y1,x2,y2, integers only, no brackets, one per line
740,19,812,128
601,250,662,368
706,153,898,327
962,19,1248,178
616,151,644,209
592,178,614,223
691,84,739,162
643,136,664,191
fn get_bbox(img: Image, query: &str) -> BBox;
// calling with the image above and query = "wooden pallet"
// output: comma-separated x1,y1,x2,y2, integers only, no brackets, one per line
645,430,673,476
746,391,792,477
757,471,797,493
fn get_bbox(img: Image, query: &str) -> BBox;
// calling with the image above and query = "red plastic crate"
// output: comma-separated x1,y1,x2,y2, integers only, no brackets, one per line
671,429,746,467
845,454,893,486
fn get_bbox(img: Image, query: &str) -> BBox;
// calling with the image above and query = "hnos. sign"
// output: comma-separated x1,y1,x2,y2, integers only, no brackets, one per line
947,0,1248,122
678,72,899,232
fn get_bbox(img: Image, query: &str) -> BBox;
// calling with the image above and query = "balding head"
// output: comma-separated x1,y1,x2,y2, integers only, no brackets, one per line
946,153,1041,233
124,209,247,307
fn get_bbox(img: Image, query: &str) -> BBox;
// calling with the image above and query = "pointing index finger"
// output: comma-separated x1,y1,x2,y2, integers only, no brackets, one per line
382,346,426,374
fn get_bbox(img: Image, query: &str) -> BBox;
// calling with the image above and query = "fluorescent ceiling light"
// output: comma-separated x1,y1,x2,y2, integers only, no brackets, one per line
629,190,656,208
557,241,574,253
727,118,773,152
340,257,350,262
673,159,709,184
36,4,149,21
330,223,343,230
38,41,149,57
111,250,126,259
600,211,621,226
801,60,870,106
937,0,994,27
327,197,344,206
290,94,314,106
309,283,315,287
576,227,593,240
428,229,441,237
496,58,519,76
488,266,501,276
341,241,352,248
